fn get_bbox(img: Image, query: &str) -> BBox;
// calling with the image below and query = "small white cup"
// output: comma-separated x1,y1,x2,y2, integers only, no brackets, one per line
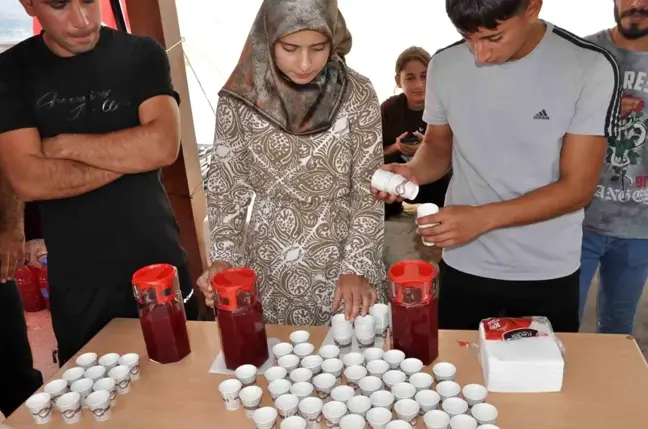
290,367,313,384
371,170,419,200
363,348,384,362
436,381,461,401
330,385,356,403
382,370,407,389
391,382,416,401
347,395,371,417
322,358,344,378
235,364,258,387
366,406,392,429
294,343,315,359
265,366,288,383
98,353,120,372
252,406,278,429
400,358,423,376
342,352,365,368
44,379,68,405
93,377,117,407
370,390,395,410
25,392,52,425
86,390,111,422
417,203,440,247
424,410,451,429
450,414,478,429
281,415,308,429
268,378,292,400
340,413,367,429
273,342,294,363
84,365,107,383
462,384,487,407
394,398,420,426
476,425,500,429
275,393,300,418
279,354,301,372
56,392,82,425
290,381,314,400
319,345,341,360
385,421,411,429
442,397,469,417
366,359,390,378
415,389,441,414
108,365,132,394
344,365,367,392
118,353,141,381
70,378,93,408
471,403,498,425
240,385,264,418
62,367,85,386
358,376,383,397
322,401,348,427
299,397,324,428
383,350,405,370
432,362,457,383
313,373,337,401
409,372,434,391
75,352,98,370
290,330,311,346
301,355,323,375
219,378,243,410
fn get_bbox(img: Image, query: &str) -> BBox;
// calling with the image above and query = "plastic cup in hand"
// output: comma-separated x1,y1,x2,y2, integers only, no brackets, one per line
290,381,314,400
462,384,487,407
395,398,420,426
279,354,301,373
400,358,423,376
44,379,68,406
290,330,311,346
118,353,141,381
366,406,392,429
25,393,52,425
471,403,498,425
290,368,313,384
322,358,344,378
108,365,132,394
442,397,468,417
235,364,258,387
319,345,341,360
275,393,300,418
383,370,407,389
424,410,451,429
450,414,478,429
294,343,315,359
62,367,85,386
432,362,456,383
98,353,120,372
75,352,98,370
415,389,441,414
301,355,323,375
85,390,111,422
70,378,93,408
363,348,384,362
282,415,308,429
344,365,367,392
392,382,416,401
265,366,288,384
323,401,348,428
252,407,278,429
268,378,292,400
371,169,418,200
367,359,390,378
417,203,440,247
219,379,243,410
436,381,461,401
330,385,355,403
84,365,107,383
240,385,264,418
347,395,371,417
299,397,324,428
386,421,411,429
370,390,395,410
340,414,366,429
93,378,117,407
409,372,434,391
56,392,82,425
383,350,405,370
273,342,294,364
313,373,337,401
342,352,365,368
358,376,383,397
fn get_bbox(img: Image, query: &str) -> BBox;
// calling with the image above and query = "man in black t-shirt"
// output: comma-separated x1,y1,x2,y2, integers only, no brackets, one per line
0,1,198,365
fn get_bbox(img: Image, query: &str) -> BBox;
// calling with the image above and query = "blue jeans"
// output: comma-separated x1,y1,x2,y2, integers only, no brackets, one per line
579,231,648,334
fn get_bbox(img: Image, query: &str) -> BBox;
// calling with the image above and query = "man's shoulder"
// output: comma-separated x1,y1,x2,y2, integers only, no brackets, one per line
548,25,617,68
0,36,40,68
101,27,165,59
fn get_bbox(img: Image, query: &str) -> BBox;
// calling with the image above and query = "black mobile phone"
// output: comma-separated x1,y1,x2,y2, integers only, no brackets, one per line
401,132,420,145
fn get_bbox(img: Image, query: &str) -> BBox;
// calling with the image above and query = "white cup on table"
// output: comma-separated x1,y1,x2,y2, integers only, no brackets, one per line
85,390,112,422
84,365,107,384
442,397,469,417
218,379,243,410
70,378,93,408
385,421,411,429
471,403,498,425
476,425,500,429
322,401,348,428
344,365,367,393
275,393,300,418
268,378,292,400
450,414,478,429
370,390,395,410
93,377,117,407
346,395,371,417
366,406,392,429
330,385,355,403
290,381,314,400
400,358,423,376
294,343,315,359
282,415,308,429
382,370,407,389
56,392,82,425
354,314,376,346
383,350,405,370
319,345,341,360
432,362,456,383
299,397,324,429
301,355,323,376
240,385,264,418
290,330,311,346
235,364,258,387
279,354,301,373
265,366,288,383
25,392,52,425
62,367,85,386
313,373,337,401
252,407,278,429
273,342,294,364
391,382,416,401
342,352,365,368
340,413,366,429
369,303,390,336
366,359,390,378
290,368,314,384
108,365,132,394
75,352,98,370
98,353,120,372
322,358,344,379
462,384,487,407
118,353,141,380
410,372,434,391
363,347,384,362
415,389,441,414
436,381,461,401
424,410,451,429
44,379,68,406
394,398,420,426
358,376,383,397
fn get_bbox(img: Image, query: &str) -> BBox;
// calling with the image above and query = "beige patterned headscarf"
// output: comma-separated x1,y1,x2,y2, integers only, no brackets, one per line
219,0,352,135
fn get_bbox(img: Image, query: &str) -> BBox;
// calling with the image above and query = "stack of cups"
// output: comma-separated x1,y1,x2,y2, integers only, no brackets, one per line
416,203,439,247
371,169,419,200
354,315,376,346
369,304,390,337
331,314,353,347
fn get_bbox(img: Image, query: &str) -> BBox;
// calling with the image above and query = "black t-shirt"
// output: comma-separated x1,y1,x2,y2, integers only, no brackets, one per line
381,93,451,216
0,27,186,285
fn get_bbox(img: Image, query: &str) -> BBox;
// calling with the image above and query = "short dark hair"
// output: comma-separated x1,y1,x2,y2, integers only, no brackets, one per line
395,47,432,74
446,0,529,34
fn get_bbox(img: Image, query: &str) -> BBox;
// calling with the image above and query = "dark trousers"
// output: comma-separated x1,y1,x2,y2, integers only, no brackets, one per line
0,281,44,417
438,260,580,333
50,264,199,366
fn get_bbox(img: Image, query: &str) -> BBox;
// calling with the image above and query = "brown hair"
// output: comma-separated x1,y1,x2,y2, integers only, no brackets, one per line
395,46,432,74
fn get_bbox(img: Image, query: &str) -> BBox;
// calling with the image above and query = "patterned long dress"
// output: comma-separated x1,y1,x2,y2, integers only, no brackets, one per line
207,70,386,326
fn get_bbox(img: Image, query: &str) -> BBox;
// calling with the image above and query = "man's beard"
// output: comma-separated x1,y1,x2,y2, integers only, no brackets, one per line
615,5,648,40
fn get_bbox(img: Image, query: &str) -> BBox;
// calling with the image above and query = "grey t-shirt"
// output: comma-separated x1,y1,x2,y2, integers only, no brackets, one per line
583,30,648,239
423,22,620,281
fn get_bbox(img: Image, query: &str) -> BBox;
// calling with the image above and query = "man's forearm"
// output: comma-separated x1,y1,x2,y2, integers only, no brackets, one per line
408,139,452,185
0,173,24,233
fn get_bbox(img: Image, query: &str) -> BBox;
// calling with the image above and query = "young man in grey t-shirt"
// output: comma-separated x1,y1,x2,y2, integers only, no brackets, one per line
373,0,621,332
580,0,648,334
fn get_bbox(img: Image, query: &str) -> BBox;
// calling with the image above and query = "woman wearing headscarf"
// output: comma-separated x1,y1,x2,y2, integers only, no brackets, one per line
197,0,386,325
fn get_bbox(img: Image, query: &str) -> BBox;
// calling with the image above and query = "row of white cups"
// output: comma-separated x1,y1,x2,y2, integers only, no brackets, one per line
24,351,141,424
218,331,500,429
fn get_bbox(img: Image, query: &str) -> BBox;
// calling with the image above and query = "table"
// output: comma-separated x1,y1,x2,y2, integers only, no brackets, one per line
4,319,648,428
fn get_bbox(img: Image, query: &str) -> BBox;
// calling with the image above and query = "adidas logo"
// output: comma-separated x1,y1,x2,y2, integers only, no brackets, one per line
533,109,550,120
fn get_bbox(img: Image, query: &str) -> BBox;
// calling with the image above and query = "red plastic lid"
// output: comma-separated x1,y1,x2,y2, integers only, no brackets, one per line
211,268,257,311
388,260,436,285
132,264,177,304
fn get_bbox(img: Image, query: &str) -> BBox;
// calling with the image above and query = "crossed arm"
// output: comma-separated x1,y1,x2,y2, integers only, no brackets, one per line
0,170,23,234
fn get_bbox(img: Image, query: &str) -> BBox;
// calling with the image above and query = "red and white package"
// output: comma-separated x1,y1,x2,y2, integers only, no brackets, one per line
481,316,554,342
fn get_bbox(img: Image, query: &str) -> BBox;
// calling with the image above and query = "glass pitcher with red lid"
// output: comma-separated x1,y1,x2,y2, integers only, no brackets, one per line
132,264,191,364
388,260,439,365
212,267,269,370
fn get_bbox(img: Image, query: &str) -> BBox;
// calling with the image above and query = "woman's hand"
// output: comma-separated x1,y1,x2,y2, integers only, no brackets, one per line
384,132,409,156
332,274,377,320
196,260,232,308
